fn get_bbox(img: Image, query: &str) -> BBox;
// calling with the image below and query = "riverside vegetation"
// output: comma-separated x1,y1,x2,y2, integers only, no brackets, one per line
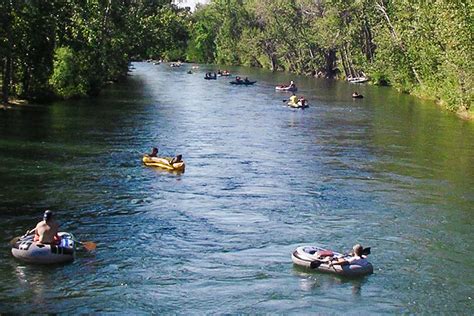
0,1,189,101
1,0,472,117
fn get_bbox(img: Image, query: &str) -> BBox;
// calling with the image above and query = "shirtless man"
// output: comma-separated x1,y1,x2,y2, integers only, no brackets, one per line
27,210,60,244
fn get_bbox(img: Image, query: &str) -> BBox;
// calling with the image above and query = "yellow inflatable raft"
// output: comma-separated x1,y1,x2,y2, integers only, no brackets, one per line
142,155,185,172
287,101,309,109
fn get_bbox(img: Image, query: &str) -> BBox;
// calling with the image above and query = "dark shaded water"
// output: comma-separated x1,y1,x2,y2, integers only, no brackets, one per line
0,62,473,314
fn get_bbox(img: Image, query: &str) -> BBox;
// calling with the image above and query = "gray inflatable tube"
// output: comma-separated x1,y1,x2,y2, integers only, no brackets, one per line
11,232,76,264
292,246,373,277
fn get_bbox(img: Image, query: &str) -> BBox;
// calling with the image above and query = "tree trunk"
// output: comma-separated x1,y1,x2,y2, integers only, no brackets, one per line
99,0,112,77
375,0,422,85
2,1,13,103
270,54,277,71
21,65,30,98
343,44,356,78
363,20,374,62
340,49,350,78
325,49,336,78
2,57,11,103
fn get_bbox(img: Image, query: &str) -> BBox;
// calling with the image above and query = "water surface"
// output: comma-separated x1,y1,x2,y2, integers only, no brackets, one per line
0,62,473,314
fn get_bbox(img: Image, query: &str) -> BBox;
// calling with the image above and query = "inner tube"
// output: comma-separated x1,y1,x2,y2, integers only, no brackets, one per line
11,232,76,264
230,80,256,85
143,155,185,172
276,86,297,92
287,101,308,109
348,77,368,83
292,245,373,277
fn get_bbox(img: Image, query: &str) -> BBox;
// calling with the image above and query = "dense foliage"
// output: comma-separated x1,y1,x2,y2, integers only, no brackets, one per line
186,0,473,112
0,0,190,101
1,0,471,113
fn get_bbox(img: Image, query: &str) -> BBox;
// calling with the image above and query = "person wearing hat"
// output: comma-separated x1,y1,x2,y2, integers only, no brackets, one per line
328,244,369,267
26,210,60,244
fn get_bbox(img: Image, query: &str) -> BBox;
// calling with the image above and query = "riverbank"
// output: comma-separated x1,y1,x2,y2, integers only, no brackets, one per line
0,98,28,110
456,106,474,121
409,88,473,121
337,76,473,121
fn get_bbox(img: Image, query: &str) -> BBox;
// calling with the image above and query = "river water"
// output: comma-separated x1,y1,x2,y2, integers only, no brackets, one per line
0,62,473,314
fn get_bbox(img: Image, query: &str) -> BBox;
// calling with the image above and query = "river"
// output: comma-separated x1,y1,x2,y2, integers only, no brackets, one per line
0,62,473,314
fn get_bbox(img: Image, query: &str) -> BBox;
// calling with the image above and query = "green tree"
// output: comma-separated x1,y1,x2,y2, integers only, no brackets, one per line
1,0,192,101
49,46,88,98
0,0,13,103
186,5,219,63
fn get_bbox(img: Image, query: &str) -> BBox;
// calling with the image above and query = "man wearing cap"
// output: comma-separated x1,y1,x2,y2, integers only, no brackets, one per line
26,210,60,244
